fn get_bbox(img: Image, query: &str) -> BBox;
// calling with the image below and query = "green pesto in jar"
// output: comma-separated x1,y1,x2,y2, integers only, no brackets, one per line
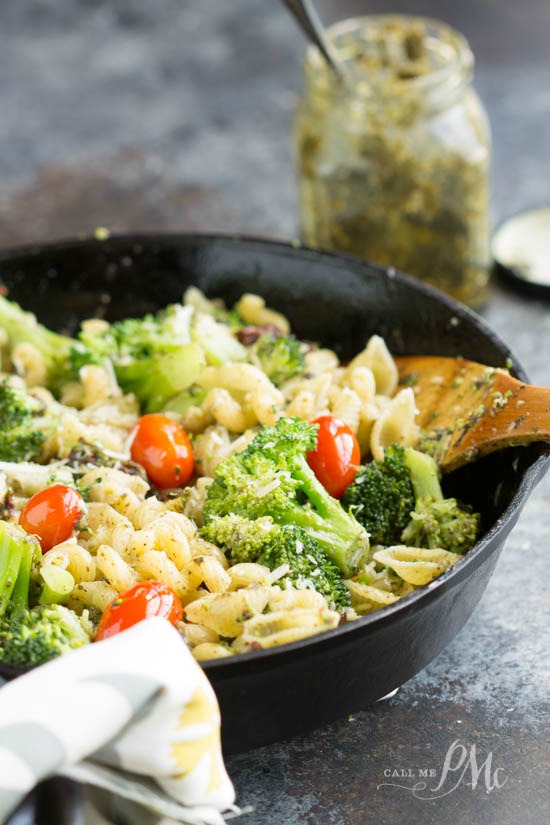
294,16,492,307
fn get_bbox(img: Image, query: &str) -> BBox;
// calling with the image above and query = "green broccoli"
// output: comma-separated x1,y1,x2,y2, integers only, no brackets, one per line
343,445,479,553
0,380,62,463
259,523,351,610
202,417,369,577
201,513,277,564
0,295,75,393
250,334,305,386
342,445,416,545
73,302,246,408
0,520,89,667
0,521,41,618
113,343,206,412
0,293,207,411
0,604,91,666
71,304,207,411
201,514,351,609
163,385,207,416
0,293,246,411
71,303,193,366
400,451,479,554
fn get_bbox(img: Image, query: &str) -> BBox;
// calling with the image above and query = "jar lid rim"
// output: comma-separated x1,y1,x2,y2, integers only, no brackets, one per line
304,14,474,96
493,206,550,298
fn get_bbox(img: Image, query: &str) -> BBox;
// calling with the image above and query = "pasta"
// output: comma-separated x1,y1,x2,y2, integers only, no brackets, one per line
372,546,461,586
0,287,477,665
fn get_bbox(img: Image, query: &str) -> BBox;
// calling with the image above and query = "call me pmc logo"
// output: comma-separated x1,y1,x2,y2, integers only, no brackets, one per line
377,740,508,799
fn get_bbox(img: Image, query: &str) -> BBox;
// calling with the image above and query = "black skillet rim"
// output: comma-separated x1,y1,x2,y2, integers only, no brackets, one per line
0,231,548,676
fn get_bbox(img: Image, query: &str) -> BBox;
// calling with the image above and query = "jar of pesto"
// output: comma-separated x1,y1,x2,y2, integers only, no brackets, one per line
294,16,491,307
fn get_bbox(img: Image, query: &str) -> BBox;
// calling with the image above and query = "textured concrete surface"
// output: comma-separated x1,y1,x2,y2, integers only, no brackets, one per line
1,2,549,824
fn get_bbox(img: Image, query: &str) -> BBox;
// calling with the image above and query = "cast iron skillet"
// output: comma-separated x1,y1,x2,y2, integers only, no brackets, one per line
0,234,548,758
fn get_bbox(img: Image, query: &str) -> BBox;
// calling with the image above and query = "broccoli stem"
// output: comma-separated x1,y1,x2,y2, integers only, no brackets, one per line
404,448,443,502
114,342,205,412
283,456,368,576
0,523,25,617
164,386,207,415
9,536,39,615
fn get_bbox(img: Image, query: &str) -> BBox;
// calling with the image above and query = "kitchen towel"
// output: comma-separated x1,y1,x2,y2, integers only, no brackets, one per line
0,617,239,825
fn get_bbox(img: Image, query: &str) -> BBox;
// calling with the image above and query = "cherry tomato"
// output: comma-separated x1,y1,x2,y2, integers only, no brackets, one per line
130,413,194,488
307,415,360,498
19,484,84,553
95,581,183,641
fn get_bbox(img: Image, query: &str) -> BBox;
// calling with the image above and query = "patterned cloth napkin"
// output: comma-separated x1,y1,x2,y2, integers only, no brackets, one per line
0,618,239,825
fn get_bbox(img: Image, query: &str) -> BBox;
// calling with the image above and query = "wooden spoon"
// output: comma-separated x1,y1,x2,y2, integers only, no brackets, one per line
396,355,550,473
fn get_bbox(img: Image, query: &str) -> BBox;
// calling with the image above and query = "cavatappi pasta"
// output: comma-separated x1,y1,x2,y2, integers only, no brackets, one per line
0,289,472,663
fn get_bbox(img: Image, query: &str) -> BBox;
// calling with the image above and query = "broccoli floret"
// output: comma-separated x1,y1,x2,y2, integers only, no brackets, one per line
203,417,369,577
0,520,88,667
342,445,479,554
73,304,193,367
201,513,278,564
71,305,205,411
0,294,239,411
0,381,61,463
0,382,45,462
250,334,305,386
400,449,479,554
401,498,479,554
342,445,416,545
259,524,351,610
0,604,91,666
201,514,350,610
71,310,205,412
0,295,75,393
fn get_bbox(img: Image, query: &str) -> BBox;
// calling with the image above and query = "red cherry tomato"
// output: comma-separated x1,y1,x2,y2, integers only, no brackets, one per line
95,581,183,641
130,413,194,488
307,415,360,498
19,484,84,553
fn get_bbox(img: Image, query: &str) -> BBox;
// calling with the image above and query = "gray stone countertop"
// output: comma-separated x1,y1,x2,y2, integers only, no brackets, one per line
1,2,549,824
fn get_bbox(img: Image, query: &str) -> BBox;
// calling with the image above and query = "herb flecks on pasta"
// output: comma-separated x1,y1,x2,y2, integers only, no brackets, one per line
0,289,479,665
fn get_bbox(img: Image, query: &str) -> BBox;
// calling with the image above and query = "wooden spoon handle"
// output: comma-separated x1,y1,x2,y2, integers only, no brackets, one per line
451,371,550,456
396,356,550,472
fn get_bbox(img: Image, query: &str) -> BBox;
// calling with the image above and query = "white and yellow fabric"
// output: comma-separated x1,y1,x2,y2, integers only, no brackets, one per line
0,618,237,825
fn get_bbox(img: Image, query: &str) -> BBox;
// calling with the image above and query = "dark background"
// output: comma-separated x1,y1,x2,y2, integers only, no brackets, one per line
0,3,548,825
0,0,549,248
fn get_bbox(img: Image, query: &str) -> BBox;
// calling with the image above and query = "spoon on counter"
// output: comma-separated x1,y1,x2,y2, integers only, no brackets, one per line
281,0,351,82
396,355,550,473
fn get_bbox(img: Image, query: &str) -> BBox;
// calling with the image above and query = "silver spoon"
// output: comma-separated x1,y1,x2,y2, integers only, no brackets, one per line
281,0,351,83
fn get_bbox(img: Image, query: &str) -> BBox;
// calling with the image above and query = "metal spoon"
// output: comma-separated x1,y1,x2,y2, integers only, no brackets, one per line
281,0,350,82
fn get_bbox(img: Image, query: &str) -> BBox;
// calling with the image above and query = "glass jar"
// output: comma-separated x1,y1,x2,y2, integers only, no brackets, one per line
294,15,492,307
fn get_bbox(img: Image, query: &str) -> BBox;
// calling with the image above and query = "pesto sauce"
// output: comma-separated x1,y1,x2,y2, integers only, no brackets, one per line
295,16,492,307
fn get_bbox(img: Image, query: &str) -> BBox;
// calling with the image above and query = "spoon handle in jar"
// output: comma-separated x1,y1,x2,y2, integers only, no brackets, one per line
280,0,349,82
